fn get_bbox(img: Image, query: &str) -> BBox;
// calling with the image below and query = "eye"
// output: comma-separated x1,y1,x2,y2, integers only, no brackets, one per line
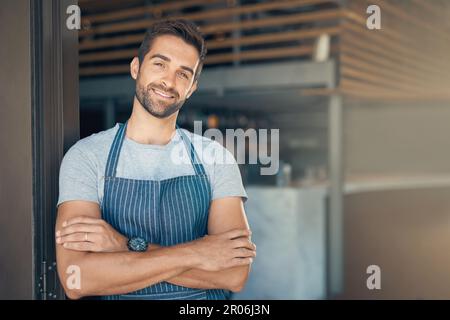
178,72,189,80
154,62,164,67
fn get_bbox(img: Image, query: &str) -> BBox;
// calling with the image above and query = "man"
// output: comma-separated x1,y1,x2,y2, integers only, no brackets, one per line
55,19,255,300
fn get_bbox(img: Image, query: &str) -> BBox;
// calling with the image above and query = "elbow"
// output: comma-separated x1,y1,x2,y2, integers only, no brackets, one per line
230,284,245,293
57,256,89,300
59,271,85,300
59,272,86,300
64,289,83,300
228,266,251,293
229,281,246,293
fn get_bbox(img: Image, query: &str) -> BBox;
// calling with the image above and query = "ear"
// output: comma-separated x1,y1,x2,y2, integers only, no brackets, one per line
186,80,198,99
130,57,140,80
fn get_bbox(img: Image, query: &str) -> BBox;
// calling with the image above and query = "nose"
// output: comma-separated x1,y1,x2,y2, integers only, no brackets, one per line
160,70,176,91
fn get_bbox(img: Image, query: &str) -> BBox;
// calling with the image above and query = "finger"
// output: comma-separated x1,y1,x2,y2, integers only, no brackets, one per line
230,257,254,267
231,238,256,250
233,248,257,258
57,232,100,244
222,228,252,240
58,223,103,237
62,241,97,252
63,216,105,227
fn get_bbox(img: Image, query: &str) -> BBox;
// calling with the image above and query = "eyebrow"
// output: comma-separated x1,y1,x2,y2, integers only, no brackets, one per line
150,53,195,76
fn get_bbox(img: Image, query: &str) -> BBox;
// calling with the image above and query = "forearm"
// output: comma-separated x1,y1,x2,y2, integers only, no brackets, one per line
167,266,250,292
148,244,250,292
58,242,197,299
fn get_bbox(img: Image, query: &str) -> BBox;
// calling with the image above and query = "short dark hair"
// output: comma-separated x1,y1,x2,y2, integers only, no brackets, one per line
137,19,207,81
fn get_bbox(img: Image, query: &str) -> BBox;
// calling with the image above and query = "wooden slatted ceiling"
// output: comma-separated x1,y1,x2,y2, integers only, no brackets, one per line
79,0,450,102
339,0,450,100
79,0,341,76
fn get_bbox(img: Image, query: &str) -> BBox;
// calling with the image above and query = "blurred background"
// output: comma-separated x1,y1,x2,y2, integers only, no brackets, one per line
1,0,450,299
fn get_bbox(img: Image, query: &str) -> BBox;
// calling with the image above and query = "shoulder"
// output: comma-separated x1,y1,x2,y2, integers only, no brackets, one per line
61,124,119,170
75,124,119,152
69,124,119,158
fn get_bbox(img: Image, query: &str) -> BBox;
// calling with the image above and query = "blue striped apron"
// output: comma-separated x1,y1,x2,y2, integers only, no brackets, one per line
100,122,228,300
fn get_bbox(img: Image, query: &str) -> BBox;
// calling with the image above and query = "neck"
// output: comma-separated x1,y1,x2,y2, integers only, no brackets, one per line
126,96,178,145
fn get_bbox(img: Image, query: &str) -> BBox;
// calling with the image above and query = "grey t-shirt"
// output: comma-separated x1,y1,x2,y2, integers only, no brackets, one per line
57,123,247,207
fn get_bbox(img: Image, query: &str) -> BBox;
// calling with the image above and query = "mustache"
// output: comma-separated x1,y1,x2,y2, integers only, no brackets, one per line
147,84,179,98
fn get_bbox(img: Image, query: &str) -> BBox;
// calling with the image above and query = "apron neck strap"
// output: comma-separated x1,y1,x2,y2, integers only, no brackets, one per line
105,122,128,178
176,124,206,176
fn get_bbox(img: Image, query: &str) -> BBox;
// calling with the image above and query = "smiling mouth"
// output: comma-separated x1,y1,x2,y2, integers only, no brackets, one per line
152,88,175,100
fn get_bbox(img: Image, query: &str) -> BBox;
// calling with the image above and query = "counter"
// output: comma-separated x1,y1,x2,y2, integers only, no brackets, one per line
232,186,327,299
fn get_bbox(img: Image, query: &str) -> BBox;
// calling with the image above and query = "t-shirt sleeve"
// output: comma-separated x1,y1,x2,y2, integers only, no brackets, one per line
57,145,99,207
210,142,248,202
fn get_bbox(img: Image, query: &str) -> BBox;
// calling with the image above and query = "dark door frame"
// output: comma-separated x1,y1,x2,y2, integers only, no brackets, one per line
31,0,79,299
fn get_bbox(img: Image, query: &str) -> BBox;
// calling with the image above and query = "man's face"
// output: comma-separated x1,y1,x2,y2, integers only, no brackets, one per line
131,34,200,119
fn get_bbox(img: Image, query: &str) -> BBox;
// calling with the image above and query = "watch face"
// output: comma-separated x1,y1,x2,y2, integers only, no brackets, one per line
128,237,148,252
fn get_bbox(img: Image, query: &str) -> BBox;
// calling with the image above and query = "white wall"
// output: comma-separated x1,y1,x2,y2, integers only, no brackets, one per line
344,99,450,176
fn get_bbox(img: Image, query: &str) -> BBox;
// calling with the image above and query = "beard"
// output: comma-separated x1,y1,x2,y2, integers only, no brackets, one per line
135,81,185,119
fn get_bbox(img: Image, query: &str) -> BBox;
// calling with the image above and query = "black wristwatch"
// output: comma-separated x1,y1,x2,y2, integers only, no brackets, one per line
127,237,148,252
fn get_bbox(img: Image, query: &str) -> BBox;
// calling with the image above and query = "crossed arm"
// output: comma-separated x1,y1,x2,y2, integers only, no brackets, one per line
55,197,255,299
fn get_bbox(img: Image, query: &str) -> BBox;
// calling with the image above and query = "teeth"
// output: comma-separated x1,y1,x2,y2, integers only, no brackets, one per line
153,88,173,98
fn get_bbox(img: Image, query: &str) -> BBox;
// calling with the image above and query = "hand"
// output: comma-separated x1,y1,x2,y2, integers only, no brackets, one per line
56,216,129,252
189,229,256,272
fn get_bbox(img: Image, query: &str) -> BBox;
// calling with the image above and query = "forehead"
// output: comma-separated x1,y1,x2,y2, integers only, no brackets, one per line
147,34,200,68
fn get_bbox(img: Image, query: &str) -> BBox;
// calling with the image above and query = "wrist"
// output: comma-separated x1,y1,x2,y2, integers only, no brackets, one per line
120,235,130,251
180,242,201,269
146,243,162,251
